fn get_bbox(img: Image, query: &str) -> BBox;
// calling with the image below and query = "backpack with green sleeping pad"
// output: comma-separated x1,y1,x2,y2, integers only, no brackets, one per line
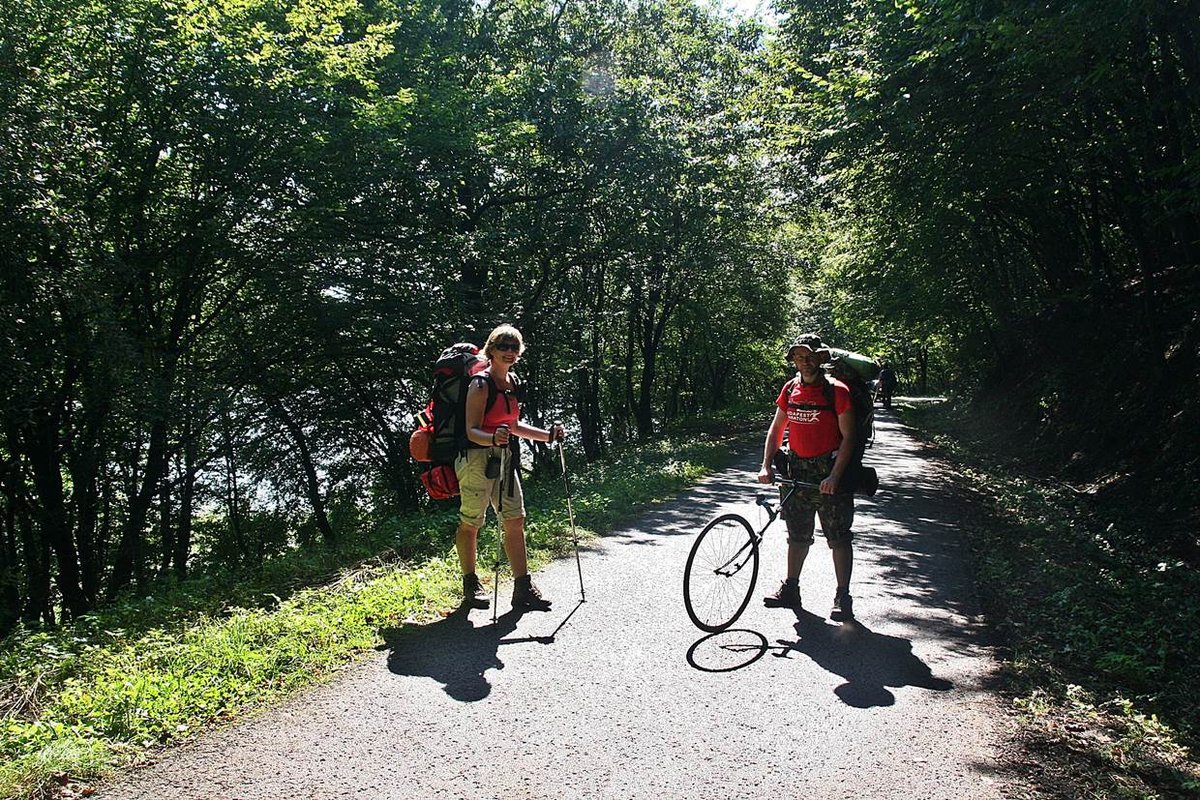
778,346,879,496
825,347,878,466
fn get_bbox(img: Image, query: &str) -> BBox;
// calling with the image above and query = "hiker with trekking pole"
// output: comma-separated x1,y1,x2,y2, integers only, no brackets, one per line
454,324,565,612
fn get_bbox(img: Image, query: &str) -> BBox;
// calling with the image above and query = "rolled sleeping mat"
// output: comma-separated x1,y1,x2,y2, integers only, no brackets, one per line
827,347,881,381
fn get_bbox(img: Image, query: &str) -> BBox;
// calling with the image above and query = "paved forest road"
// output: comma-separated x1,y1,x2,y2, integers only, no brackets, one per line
100,411,1027,799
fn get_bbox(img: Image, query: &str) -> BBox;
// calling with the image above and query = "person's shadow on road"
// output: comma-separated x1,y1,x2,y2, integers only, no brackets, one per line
775,611,954,708
380,605,524,703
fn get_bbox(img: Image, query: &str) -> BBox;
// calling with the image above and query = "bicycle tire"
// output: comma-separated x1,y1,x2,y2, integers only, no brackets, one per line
683,513,760,633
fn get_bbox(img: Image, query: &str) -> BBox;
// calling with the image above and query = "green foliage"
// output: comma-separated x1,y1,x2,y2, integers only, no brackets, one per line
907,403,1200,796
0,433,739,798
769,0,1200,405
0,0,796,628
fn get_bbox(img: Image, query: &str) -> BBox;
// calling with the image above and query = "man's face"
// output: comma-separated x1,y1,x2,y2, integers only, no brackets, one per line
790,347,824,378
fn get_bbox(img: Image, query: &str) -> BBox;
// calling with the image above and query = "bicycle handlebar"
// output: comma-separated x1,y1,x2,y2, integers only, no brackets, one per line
754,478,822,520
771,478,821,489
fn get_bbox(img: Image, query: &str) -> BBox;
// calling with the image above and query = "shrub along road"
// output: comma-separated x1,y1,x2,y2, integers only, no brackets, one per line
98,412,1028,799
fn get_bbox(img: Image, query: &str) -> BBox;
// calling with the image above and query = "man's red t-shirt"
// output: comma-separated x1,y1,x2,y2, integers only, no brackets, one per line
775,376,851,458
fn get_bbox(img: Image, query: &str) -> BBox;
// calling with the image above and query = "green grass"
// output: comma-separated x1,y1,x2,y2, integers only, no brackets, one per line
0,434,741,800
904,402,1200,798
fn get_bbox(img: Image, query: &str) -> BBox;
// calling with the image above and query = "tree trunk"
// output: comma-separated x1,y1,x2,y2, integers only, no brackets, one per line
157,467,173,578
574,362,603,460
222,409,249,563
622,306,637,439
587,325,605,456
19,509,52,626
0,482,21,636
173,439,198,578
709,358,732,409
265,395,336,547
635,347,657,438
96,480,113,585
634,284,675,438
108,412,168,599
70,417,105,606
24,416,89,618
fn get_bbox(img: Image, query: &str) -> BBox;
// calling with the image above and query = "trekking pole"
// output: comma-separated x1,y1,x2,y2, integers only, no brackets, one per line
492,525,503,625
554,421,586,602
492,427,508,624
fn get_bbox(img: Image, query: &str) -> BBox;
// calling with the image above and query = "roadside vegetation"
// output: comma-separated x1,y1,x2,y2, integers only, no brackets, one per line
5,0,1196,797
906,402,1200,800
0,435,740,800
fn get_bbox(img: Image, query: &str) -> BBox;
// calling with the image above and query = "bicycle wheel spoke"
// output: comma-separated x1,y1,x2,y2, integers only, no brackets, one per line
684,515,759,632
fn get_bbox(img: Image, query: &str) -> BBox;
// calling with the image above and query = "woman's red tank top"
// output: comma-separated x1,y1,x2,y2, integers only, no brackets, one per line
477,372,519,435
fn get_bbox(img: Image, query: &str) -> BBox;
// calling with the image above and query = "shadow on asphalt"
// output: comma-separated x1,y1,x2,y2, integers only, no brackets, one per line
685,612,953,708
678,411,979,703
780,612,954,707
862,411,996,655
380,600,578,703
379,607,515,702
374,449,760,703
386,411,969,709
686,629,770,672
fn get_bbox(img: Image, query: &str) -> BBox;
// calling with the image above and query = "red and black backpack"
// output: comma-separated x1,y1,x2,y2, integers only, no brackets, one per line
408,343,521,499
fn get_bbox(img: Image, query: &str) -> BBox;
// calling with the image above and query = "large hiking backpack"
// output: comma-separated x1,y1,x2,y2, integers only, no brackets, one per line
409,343,487,499
408,342,523,499
826,347,880,461
777,347,879,496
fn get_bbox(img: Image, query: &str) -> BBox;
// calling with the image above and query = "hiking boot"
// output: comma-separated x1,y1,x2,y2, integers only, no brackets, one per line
763,579,801,609
830,588,854,621
461,572,490,610
512,575,552,611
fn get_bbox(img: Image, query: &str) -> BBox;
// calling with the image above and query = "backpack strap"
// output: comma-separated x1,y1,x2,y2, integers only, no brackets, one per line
822,376,836,414
461,374,500,453
472,373,499,412
466,372,525,450
786,375,837,412
480,371,522,415
472,372,522,497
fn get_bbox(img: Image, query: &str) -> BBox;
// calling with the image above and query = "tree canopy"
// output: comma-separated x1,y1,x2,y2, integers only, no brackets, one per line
2,0,1196,631
0,0,793,628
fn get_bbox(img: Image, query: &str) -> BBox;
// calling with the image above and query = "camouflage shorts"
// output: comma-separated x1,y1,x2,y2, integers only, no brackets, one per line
779,452,854,548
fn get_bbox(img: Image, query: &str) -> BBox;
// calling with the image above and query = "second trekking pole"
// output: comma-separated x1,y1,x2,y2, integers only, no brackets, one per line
555,422,585,602
492,426,509,624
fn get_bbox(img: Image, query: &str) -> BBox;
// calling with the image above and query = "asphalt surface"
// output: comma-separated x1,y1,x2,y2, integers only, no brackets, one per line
99,410,1026,799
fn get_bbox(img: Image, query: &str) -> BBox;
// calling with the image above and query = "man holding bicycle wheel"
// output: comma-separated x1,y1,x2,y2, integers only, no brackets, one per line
757,333,857,621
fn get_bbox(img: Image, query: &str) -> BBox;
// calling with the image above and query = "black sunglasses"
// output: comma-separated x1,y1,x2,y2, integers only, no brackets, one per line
493,341,520,353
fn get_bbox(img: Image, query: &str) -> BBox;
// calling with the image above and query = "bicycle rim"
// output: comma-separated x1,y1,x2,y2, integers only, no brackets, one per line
683,514,759,632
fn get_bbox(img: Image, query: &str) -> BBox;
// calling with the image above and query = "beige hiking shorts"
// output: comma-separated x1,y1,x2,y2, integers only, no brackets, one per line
455,446,525,529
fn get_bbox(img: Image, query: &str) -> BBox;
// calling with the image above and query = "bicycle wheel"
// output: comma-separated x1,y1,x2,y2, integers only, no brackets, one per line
683,514,759,633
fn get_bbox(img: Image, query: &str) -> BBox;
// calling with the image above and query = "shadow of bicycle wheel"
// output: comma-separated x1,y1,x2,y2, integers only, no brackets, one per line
686,629,769,673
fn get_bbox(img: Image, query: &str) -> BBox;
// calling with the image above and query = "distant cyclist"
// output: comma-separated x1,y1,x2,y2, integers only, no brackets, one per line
757,334,857,621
